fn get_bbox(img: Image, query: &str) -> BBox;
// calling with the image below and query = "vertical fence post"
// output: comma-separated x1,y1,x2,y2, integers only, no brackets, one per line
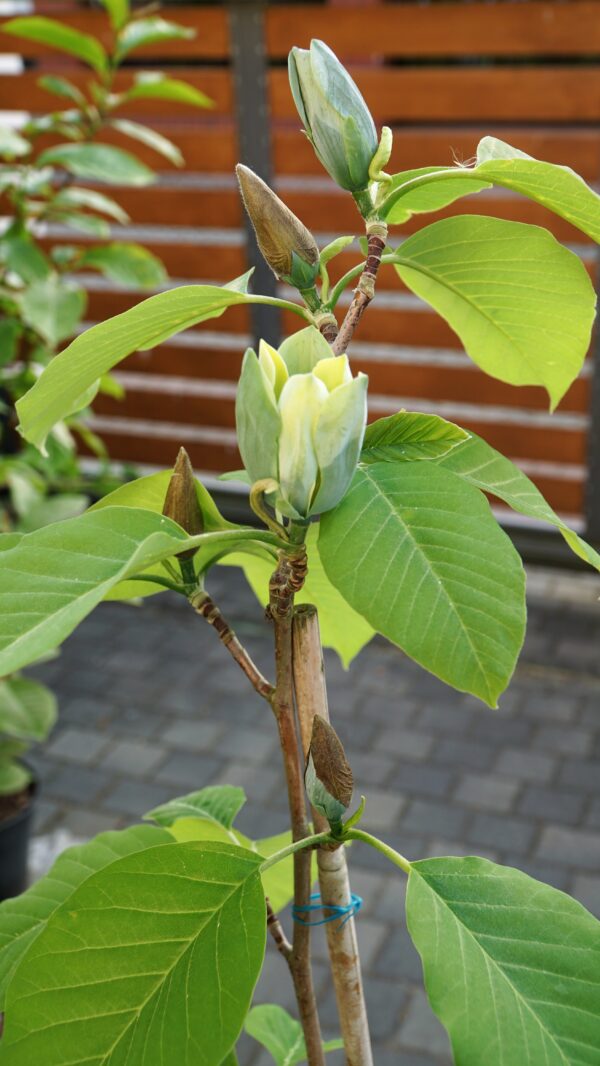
585,315,600,544
229,1,281,348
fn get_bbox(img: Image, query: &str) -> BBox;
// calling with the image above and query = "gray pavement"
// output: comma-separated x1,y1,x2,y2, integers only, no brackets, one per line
27,563,600,1065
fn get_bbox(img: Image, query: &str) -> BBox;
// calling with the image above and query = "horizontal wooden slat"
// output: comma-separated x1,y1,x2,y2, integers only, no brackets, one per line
94,387,586,466
266,2,600,59
81,425,585,517
122,345,589,415
0,7,229,59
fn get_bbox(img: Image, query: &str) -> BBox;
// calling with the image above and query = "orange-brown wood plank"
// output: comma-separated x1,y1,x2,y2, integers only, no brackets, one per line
269,67,600,124
266,2,600,59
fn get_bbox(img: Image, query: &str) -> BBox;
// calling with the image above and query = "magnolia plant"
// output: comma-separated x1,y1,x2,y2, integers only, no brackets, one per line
1,38,600,1066
0,0,210,530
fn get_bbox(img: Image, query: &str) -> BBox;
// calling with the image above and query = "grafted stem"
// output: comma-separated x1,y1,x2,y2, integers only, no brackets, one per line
332,221,388,355
293,604,374,1066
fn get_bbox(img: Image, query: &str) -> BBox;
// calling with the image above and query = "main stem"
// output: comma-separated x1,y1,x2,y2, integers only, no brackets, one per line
293,605,374,1066
270,554,325,1066
332,221,388,355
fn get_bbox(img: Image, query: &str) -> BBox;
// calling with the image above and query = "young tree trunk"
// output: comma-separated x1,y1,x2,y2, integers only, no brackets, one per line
292,605,374,1066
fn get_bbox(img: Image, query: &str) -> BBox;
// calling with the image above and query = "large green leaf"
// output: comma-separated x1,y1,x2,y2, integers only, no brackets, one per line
0,677,57,742
435,431,600,572
319,463,525,706
245,1004,344,1064
383,137,600,243
0,824,170,1008
17,282,255,450
146,786,246,831
362,411,469,463
222,523,375,668
126,73,212,109
2,17,107,73
116,17,195,59
79,242,166,288
0,506,277,675
37,142,155,186
406,855,600,1066
394,215,596,408
1,841,266,1066
110,117,184,167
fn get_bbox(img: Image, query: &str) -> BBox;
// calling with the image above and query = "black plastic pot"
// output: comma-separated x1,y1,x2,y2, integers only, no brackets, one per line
0,778,36,901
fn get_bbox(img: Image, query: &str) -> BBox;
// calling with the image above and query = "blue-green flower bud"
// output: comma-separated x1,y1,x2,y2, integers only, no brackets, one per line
236,332,367,520
288,39,378,194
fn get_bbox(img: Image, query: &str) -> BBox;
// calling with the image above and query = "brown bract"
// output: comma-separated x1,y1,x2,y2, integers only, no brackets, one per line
162,446,204,558
236,163,319,281
308,714,354,808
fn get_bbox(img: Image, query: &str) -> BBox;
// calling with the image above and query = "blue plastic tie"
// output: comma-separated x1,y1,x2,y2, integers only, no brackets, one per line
292,892,363,929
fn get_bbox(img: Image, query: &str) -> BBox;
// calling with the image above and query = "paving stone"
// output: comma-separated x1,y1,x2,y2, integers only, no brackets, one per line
46,727,110,765
493,748,556,783
101,779,175,818
431,737,496,771
155,751,224,790
425,838,499,863
399,989,452,1058
518,785,585,826
360,788,407,831
519,691,580,723
373,923,423,982
454,772,519,812
467,813,537,855
32,798,60,834
403,799,467,839
585,799,600,830
558,759,600,793
43,765,112,806
537,825,600,870
160,719,224,752
373,727,434,761
501,855,570,892
61,807,121,837
417,704,475,736
389,762,455,799
219,726,279,764
534,724,593,757
467,714,532,747
59,695,114,728
101,739,165,777
571,874,600,918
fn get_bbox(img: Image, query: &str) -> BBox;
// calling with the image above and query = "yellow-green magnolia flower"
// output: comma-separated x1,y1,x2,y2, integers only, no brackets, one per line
236,332,368,519
288,39,378,194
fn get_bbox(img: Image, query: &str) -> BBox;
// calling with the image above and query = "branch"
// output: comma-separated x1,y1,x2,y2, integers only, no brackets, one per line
267,898,293,960
191,591,275,701
293,604,374,1066
332,221,388,355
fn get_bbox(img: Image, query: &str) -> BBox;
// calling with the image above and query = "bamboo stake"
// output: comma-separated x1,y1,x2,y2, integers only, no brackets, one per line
292,605,374,1066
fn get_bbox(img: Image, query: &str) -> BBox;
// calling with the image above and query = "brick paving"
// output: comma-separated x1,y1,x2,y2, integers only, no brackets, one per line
26,563,600,1065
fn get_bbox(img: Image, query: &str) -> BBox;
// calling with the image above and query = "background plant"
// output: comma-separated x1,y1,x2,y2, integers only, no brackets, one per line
0,37,599,1066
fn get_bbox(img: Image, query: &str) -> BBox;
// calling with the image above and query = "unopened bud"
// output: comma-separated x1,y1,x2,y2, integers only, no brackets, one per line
162,447,203,559
305,715,353,827
236,164,319,289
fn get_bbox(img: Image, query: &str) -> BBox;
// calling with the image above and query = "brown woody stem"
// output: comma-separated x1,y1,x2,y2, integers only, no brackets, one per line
293,604,374,1066
191,591,275,700
269,554,325,1066
267,897,293,960
332,221,388,355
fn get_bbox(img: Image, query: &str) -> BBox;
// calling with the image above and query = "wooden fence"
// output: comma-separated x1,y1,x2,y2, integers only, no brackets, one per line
2,0,600,541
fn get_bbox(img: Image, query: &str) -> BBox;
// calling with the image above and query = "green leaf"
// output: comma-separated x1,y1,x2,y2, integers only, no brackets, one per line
220,1053,239,1066
0,824,170,1007
126,73,212,109
383,166,491,224
319,463,525,706
2,17,107,73
362,412,469,463
17,281,257,450
79,241,166,287
223,523,375,668
98,0,129,31
0,320,21,366
394,216,596,409
0,506,275,675
54,186,130,225
245,1004,344,1065
116,17,195,60
0,676,57,742
50,210,110,238
1,841,266,1065
20,276,85,349
406,855,600,1066
2,232,51,282
37,74,87,107
38,142,155,186
435,431,600,573
16,492,88,531
145,786,246,830
0,126,30,159
110,117,184,167
0,761,30,796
